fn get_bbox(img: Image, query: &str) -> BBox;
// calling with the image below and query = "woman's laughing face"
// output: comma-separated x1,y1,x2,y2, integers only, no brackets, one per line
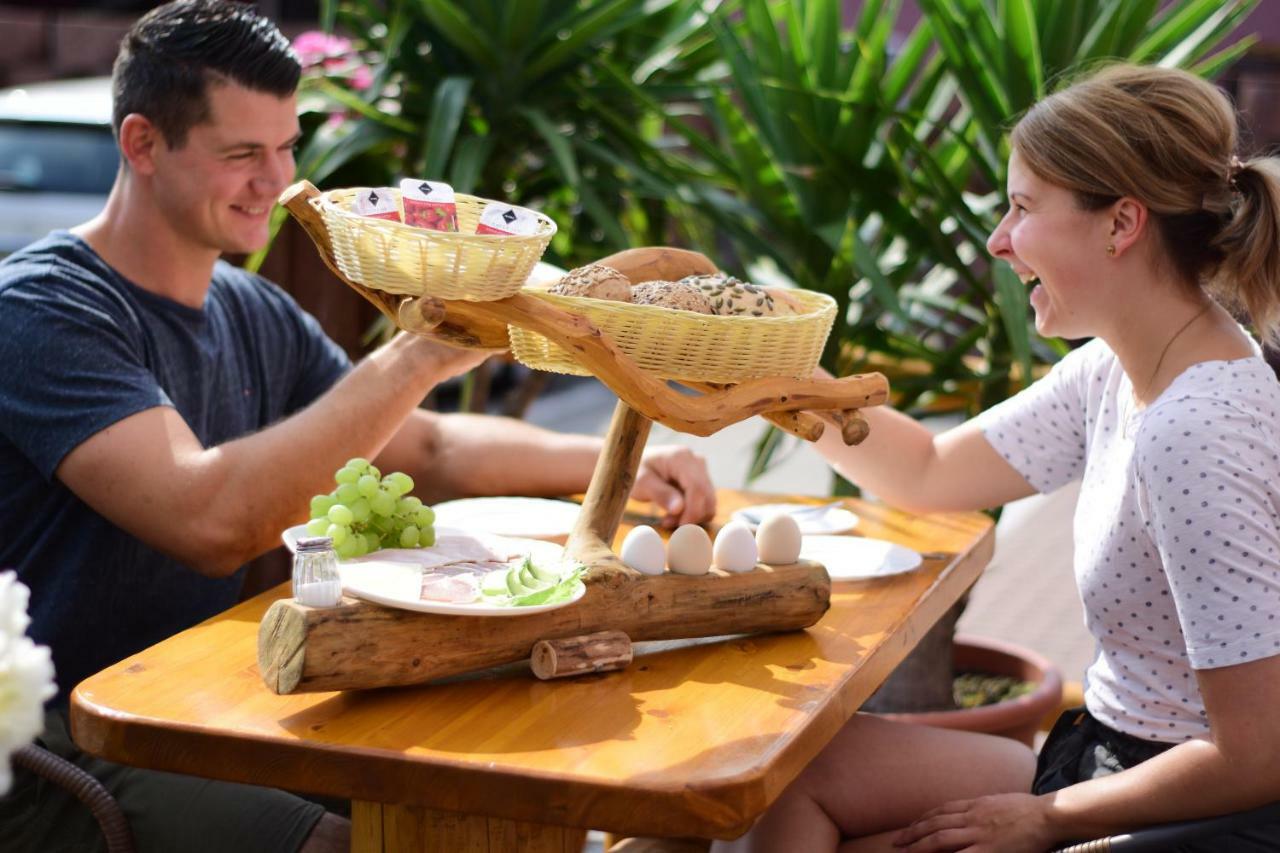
987,150,1115,340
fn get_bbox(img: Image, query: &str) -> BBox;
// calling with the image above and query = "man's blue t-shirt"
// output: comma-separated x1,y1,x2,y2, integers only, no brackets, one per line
0,232,351,703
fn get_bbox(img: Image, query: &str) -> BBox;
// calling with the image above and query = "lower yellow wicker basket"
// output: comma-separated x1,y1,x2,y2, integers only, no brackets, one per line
314,187,556,301
509,287,836,383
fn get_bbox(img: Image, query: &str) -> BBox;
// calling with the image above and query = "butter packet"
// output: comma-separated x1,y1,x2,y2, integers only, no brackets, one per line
475,202,540,236
399,178,459,232
352,187,401,221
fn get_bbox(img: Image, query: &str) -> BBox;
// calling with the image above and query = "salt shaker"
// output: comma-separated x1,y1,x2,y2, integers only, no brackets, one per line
293,536,342,607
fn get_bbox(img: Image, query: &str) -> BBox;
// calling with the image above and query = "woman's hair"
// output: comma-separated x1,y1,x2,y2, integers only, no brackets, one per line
1011,63,1280,345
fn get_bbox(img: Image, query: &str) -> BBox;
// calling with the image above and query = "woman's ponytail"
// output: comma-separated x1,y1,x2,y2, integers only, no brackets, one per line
1211,159,1280,347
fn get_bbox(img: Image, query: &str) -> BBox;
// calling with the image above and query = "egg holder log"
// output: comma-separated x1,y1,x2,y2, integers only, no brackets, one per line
256,181,890,694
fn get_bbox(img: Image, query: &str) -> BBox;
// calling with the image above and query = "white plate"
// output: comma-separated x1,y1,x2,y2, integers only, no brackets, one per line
430,497,581,542
799,535,923,580
731,502,859,535
281,525,584,616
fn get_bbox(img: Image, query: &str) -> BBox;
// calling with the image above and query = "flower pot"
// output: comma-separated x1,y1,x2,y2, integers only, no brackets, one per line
878,634,1064,747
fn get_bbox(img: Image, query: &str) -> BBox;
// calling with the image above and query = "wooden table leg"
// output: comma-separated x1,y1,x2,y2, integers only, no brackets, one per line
352,801,588,852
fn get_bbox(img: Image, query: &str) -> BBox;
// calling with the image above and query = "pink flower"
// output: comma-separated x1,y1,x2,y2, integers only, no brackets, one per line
293,31,353,68
350,66,374,91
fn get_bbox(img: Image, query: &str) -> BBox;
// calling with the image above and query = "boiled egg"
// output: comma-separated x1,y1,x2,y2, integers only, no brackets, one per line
619,525,665,575
713,521,758,573
666,524,712,575
756,512,802,564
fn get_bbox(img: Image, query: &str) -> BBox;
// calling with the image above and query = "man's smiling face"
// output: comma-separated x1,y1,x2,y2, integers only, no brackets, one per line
147,81,299,255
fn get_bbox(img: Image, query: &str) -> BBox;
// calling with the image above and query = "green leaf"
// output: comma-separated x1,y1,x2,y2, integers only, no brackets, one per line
411,0,498,68
308,78,416,134
421,76,473,178
993,264,1032,392
1191,36,1256,79
521,107,580,187
1000,0,1044,109
447,133,495,194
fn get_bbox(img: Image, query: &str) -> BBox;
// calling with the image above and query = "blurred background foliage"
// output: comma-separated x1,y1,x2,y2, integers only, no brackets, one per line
274,0,1258,482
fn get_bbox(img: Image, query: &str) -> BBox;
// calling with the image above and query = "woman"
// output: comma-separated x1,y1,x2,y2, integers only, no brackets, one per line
719,64,1280,852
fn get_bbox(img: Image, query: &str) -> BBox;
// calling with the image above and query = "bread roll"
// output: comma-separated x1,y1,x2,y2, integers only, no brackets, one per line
681,273,794,317
549,263,632,302
630,280,714,314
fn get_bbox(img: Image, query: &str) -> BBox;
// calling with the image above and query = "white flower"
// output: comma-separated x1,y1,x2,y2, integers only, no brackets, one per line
0,571,56,795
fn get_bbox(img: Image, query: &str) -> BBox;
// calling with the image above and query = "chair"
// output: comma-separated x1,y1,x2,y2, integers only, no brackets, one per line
10,743,135,853
1055,801,1280,852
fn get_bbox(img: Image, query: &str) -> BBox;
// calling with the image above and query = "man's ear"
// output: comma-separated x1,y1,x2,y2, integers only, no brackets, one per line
1109,197,1148,258
117,113,164,175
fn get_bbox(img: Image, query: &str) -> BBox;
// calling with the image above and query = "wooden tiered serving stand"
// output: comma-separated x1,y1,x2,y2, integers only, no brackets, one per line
256,182,890,695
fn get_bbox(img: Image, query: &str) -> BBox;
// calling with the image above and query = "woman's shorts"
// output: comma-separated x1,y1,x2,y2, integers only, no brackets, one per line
1035,707,1280,852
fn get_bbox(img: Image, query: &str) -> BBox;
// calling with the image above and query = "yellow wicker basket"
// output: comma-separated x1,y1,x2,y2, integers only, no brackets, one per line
314,187,557,301
509,286,836,383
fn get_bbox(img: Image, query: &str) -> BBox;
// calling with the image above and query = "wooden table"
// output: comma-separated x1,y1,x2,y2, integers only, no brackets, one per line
70,490,993,851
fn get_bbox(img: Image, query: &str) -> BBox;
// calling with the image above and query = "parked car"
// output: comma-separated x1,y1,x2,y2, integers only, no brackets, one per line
0,77,116,255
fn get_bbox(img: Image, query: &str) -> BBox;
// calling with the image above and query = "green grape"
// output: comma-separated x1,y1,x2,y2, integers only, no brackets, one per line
419,526,435,548
367,514,391,535
385,472,414,497
396,496,423,515
414,507,435,528
357,474,379,498
326,522,349,546
349,533,369,557
367,464,381,479
335,483,361,505
334,466,360,485
345,457,369,471
309,494,337,518
349,498,371,524
327,504,354,526
369,490,396,517
305,517,329,536
336,537,359,559
399,525,420,548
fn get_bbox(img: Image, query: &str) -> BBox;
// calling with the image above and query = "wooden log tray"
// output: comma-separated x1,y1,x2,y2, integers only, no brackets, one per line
257,181,890,695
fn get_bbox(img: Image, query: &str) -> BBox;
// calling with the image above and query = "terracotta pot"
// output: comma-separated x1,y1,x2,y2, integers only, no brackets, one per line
878,634,1064,747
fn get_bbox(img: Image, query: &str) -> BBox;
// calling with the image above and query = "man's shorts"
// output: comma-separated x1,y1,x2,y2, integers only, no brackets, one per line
0,708,329,853
1035,707,1280,852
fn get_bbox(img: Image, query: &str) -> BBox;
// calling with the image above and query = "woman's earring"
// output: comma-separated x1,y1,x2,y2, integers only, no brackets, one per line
1106,244,1116,256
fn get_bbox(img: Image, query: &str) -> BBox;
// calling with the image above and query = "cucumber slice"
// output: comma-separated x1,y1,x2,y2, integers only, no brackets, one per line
505,567,533,596
519,564,550,591
526,558,561,583
480,569,509,596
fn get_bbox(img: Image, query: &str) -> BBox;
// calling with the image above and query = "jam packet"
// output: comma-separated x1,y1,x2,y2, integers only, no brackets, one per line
475,203,541,236
399,178,459,232
352,187,401,221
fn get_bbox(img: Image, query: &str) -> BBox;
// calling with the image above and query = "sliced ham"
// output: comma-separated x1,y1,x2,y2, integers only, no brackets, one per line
419,573,480,603
345,529,519,571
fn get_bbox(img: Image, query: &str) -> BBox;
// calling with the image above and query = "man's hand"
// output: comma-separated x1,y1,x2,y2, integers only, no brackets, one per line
401,334,494,384
892,793,1056,852
632,445,715,528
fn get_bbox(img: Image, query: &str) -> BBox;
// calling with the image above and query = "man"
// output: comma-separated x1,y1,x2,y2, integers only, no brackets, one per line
0,2,714,850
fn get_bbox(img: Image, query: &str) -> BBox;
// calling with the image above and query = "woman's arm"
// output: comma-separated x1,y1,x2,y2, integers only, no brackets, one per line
895,653,1280,851
1043,654,1280,840
812,406,1036,513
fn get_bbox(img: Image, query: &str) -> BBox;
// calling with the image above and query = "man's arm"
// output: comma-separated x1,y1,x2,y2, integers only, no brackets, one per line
378,409,716,527
56,334,488,578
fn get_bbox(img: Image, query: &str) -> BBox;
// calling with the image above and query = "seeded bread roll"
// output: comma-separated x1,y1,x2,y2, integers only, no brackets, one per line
548,263,632,302
681,272,793,317
630,280,714,314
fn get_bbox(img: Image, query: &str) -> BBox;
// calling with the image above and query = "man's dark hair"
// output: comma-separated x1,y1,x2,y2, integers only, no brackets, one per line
112,0,300,147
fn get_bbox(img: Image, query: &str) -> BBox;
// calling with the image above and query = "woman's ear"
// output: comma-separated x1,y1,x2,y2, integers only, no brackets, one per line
117,113,162,176
1109,197,1148,258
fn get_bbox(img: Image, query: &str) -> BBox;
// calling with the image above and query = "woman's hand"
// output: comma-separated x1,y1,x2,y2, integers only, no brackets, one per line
892,793,1056,853
631,445,715,528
